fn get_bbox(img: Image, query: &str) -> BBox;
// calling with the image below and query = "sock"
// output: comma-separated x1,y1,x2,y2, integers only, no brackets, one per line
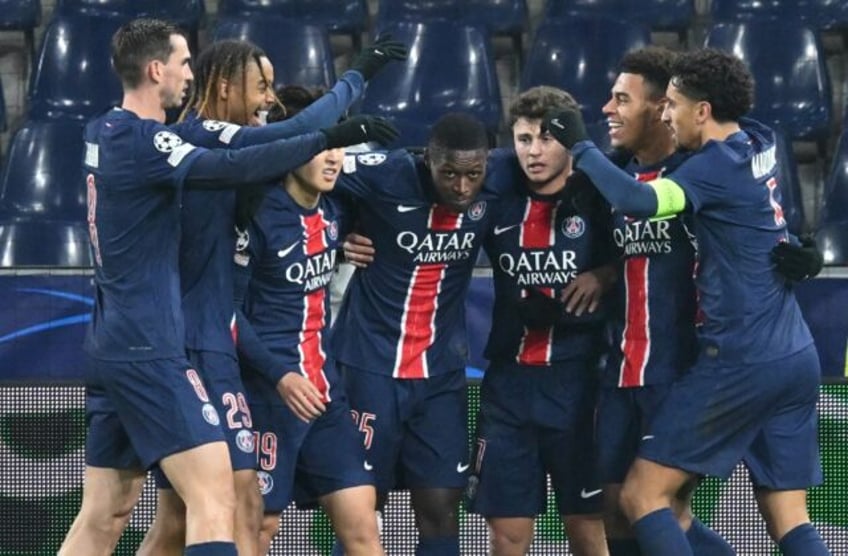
778,523,830,556
632,508,693,556
416,535,459,556
607,537,643,555
607,538,642,556
184,541,237,556
330,539,345,556
686,518,734,555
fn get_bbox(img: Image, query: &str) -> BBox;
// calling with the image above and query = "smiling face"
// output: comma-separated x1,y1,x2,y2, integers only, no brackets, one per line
426,147,488,213
512,116,570,193
225,57,273,127
602,72,665,154
159,34,193,109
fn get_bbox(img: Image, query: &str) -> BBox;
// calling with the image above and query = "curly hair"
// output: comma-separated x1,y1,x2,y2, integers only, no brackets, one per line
267,84,327,123
670,48,754,123
618,46,679,100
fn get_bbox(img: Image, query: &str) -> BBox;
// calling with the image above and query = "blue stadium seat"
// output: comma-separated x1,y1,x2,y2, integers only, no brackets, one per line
28,13,126,121
544,0,694,32
0,120,87,220
772,127,805,236
816,131,848,264
213,15,335,89
378,0,528,38
0,0,41,60
711,0,848,32
0,120,90,267
218,0,367,47
704,22,832,143
521,17,649,125
0,75,6,132
54,0,205,32
359,21,502,148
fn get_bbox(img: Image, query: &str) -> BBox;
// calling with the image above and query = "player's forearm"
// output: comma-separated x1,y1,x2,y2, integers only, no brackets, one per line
185,132,327,189
234,309,292,385
571,142,661,219
231,71,365,147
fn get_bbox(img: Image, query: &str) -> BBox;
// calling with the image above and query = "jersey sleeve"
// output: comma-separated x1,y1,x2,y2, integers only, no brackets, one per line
658,152,726,214
336,150,400,199
137,120,205,190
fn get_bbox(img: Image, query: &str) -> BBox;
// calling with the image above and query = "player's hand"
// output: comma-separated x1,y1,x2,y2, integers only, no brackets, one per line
343,232,375,268
516,288,563,329
543,108,589,150
350,35,408,81
771,235,824,282
321,115,399,148
560,268,609,316
277,373,326,423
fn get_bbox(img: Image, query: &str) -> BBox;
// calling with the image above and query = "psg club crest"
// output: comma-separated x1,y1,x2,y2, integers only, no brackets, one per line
201,403,220,426
467,201,487,221
236,430,255,453
327,220,339,241
257,471,274,495
562,216,585,238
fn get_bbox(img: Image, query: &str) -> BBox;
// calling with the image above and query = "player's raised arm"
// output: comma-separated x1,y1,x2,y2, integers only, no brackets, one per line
544,108,687,219
184,116,398,190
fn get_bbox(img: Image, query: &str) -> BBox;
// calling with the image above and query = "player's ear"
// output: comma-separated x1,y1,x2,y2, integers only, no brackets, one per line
695,100,711,124
218,78,230,100
148,59,164,84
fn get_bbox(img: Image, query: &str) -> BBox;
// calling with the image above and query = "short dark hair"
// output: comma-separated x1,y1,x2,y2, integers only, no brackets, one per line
508,86,579,127
111,18,181,89
428,112,489,152
184,39,274,120
267,85,326,123
618,46,679,100
670,48,754,123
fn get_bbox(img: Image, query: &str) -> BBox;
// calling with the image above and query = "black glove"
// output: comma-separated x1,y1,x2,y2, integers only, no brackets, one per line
350,35,408,81
771,235,824,282
516,288,563,329
321,115,399,148
543,108,589,150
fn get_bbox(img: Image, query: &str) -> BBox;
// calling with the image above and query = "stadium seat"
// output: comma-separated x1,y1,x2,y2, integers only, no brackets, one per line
0,120,90,267
213,15,336,89
544,0,694,33
711,0,848,32
0,120,87,220
773,127,806,235
521,17,650,125
704,22,832,143
359,21,502,148
378,0,528,38
816,131,848,264
217,0,367,48
0,75,6,132
54,0,205,34
28,13,126,121
0,0,41,61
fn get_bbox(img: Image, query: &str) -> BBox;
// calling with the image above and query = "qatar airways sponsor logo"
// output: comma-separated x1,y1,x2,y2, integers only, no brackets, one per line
285,249,337,291
396,231,476,264
614,219,673,256
497,250,579,286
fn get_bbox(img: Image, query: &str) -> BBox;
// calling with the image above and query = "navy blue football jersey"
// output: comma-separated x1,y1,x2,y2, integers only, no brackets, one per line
605,152,699,387
83,108,205,360
175,72,364,356
669,118,813,363
483,166,615,366
234,187,348,402
331,149,516,378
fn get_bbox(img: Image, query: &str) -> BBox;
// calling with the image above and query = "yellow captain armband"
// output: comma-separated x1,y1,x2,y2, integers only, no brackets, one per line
649,178,687,218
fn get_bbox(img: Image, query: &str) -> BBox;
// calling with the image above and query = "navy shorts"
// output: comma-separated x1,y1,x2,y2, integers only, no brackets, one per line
596,383,673,484
640,344,823,489
342,366,469,494
154,350,256,488
251,391,372,513
466,361,601,518
85,356,225,470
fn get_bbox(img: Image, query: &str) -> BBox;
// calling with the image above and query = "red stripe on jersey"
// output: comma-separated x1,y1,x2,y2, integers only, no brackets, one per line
229,312,237,345
517,199,556,365
619,257,650,387
394,206,462,379
298,211,331,402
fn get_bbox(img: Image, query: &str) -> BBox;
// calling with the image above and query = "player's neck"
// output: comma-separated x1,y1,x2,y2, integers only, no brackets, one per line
633,130,676,167
284,177,320,209
526,162,572,196
701,120,742,147
121,89,166,123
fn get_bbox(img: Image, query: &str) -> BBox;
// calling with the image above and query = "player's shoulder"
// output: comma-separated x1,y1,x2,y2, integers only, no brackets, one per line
173,111,241,147
341,148,419,195
482,147,523,199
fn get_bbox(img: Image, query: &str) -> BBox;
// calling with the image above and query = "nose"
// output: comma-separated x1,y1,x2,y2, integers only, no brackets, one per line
661,104,671,124
601,97,614,116
454,176,472,196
